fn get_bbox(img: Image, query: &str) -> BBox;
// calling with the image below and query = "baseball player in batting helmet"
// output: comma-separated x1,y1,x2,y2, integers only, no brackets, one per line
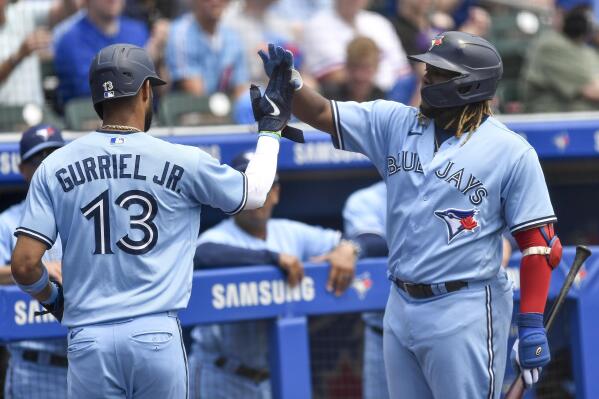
10,43,298,398
259,31,561,398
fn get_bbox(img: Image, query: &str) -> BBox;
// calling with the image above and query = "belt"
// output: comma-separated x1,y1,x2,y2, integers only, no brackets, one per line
22,350,68,368
391,277,468,299
214,356,269,384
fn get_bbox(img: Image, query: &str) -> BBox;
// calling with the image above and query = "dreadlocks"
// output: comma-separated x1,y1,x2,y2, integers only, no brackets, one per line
445,101,493,144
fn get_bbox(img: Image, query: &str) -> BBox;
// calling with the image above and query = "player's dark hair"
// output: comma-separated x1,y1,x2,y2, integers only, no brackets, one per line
446,100,493,144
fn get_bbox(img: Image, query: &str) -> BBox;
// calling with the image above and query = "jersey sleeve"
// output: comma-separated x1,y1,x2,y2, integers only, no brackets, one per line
0,218,13,264
14,164,57,248
502,148,557,233
185,147,247,215
295,223,342,259
331,100,410,174
343,194,385,238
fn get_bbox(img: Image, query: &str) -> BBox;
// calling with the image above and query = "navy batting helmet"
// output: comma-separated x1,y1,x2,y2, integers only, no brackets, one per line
408,31,502,108
89,44,166,118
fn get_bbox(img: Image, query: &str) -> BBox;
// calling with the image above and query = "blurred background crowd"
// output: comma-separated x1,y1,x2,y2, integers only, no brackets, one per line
0,0,597,132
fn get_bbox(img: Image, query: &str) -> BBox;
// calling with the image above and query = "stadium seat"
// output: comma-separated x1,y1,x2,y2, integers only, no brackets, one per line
159,92,233,127
0,104,65,133
64,98,102,131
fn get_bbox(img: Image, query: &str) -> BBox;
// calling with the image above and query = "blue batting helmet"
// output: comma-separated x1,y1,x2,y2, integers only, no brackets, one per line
89,43,166,118
408,31,503,108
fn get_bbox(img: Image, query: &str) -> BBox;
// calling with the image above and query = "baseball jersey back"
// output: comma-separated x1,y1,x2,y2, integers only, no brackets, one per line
331,100,556,283
16,131,247,327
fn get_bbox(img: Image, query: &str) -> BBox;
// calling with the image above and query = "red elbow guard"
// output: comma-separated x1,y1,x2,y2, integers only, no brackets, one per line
514,224,562,313
514,224,562,269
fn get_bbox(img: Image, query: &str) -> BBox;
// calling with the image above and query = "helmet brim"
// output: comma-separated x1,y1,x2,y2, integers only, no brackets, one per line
148,76,167,86
408,52,468,75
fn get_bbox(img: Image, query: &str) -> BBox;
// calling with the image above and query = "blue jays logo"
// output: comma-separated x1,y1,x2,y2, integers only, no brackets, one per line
351,272,373,300
434,208,480,243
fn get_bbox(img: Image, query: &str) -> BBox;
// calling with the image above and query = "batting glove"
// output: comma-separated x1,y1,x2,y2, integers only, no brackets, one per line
258,43,303,91
250,53,302,139
35,280,64,322
511,313,550,388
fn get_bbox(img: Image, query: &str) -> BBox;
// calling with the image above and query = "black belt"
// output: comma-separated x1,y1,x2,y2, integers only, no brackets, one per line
22,350,68,368
214,356,269,384
391,277,468,299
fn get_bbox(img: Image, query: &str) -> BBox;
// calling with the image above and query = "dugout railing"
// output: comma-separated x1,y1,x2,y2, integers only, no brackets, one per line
1,247,598,399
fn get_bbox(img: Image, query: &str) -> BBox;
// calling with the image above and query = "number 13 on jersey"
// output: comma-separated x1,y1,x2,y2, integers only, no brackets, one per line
81,189,158,255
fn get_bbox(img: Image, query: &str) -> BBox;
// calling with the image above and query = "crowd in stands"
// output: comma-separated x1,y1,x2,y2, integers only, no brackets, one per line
0,0,597,132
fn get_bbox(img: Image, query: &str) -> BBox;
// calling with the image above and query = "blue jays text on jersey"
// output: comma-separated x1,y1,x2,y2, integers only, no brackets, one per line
15,131,248,327
330,99,556,284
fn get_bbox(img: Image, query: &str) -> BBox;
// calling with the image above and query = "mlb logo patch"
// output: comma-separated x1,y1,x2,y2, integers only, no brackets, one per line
434,208,480,243
110,137,125,145
104,91,115,99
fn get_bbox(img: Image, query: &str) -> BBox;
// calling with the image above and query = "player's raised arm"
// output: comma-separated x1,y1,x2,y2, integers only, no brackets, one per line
258,44,335,135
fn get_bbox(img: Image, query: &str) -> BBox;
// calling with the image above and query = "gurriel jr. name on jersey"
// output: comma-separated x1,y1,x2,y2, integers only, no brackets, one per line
55,154,185,193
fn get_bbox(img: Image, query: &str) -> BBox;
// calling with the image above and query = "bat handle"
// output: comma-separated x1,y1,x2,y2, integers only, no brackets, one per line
504,374,525,399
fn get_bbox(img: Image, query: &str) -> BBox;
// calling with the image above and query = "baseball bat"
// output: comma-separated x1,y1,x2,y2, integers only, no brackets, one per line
504,245,592,399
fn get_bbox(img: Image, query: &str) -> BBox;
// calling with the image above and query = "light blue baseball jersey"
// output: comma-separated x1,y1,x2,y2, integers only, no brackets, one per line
16,131,247,327
331,100,556,283
343,181,387,240
0,201,66,354
192,218,341,369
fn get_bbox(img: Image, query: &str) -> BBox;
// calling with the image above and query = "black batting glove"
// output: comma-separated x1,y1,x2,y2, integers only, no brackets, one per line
34,280,64,322
250,51,304,142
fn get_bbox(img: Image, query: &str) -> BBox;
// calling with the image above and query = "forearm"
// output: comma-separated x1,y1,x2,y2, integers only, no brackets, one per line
244,134,280,209
0,52,23,83
11,260,53,302
0,266,14,285
292,86,334,135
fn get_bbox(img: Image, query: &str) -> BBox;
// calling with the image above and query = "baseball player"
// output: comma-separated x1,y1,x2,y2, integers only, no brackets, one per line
190,150,357,399
0,124,66,399
9,43,296,399
343,182,514,399
259,32,561,398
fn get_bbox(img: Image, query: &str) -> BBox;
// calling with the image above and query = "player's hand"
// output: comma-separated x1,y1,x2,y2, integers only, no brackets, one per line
313,242,357,296
250,54,300,134
45,261,62,285
35,280,64,322
250,84,304,143
278,253,304,287
511,313,551,389
258,43,303,91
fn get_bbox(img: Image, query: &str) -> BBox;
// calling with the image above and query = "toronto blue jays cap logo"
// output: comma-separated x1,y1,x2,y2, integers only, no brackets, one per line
434,208,479,243
429,35,445,50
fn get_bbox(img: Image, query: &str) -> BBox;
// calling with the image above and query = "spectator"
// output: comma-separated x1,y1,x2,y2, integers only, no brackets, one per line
302,0,411,92
389,0,437,57
189,151,357,399
0,124,67,398
54,0,168,107
0,0,77,106
165,0,248,100
223,0,295,86
521,0,599,112
322,37,385,102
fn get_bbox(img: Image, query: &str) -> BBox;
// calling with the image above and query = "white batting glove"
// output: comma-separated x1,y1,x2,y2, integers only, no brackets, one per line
511,339,542,388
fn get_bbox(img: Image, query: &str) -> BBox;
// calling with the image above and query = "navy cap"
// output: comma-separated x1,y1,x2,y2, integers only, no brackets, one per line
20,124,65,162
556,0,592,11
231,151,279,182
